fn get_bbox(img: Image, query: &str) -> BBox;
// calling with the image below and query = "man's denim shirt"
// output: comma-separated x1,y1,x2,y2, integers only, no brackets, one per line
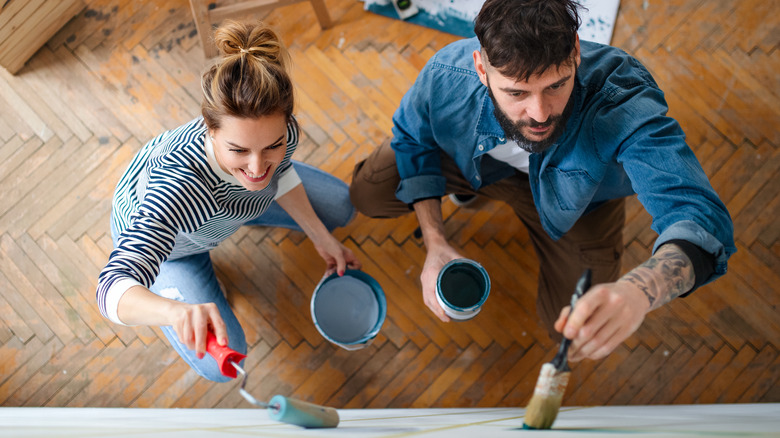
391,38,735,285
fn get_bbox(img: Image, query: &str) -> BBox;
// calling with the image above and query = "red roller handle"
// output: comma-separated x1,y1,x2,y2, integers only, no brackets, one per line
205,332,246,378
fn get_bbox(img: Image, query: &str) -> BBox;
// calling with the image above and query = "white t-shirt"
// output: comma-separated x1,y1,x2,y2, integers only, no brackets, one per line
486,140,530,173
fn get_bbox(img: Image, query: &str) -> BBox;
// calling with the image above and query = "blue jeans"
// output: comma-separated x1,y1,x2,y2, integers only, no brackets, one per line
111,161,354,381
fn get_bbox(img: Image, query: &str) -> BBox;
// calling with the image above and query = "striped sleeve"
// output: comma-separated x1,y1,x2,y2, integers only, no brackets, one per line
96,164,218,324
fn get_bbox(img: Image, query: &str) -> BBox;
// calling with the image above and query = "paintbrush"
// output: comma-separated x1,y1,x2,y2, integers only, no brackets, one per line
523,268,591,430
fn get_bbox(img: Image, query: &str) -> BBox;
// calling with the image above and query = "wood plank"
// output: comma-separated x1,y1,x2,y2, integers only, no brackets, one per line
0,267,55,343
15,233,121,345
45,336,125,406
22,338,105,407
0,235,79,344
412,342,483,407
696,345,758,404
105,340,180,407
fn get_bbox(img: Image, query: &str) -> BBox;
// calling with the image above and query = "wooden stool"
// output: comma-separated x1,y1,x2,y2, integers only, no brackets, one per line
189,0,332,59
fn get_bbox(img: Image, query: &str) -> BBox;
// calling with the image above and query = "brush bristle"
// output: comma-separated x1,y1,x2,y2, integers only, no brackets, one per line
522,363,571,429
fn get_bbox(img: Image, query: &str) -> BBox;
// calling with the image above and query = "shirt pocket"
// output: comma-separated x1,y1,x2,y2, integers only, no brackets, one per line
540,166,599,212
579,241,623,267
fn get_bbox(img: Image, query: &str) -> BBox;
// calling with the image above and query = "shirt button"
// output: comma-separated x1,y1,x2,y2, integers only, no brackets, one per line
478,144,484,151
476,175,481,181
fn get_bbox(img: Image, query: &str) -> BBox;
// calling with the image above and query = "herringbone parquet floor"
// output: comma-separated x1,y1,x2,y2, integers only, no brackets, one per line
1,0,778,409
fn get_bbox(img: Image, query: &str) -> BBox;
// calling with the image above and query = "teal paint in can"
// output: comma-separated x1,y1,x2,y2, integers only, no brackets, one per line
311,269,386,350
436,258,491,320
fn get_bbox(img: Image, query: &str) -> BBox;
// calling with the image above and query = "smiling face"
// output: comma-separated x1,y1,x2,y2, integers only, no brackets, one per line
209,113,288,191
473,41,579,153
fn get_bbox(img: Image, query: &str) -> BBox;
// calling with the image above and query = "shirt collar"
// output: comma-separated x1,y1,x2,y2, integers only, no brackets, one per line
475,89,506,140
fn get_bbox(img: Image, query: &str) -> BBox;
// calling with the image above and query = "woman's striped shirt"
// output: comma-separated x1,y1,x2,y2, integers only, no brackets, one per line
97,117,300,324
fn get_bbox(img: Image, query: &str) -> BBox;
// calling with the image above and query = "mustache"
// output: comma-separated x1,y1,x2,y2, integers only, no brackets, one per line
516,116,559,129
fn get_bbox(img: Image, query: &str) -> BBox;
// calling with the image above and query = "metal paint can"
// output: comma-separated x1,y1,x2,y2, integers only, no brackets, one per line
436,258,491,320
311,269,386,350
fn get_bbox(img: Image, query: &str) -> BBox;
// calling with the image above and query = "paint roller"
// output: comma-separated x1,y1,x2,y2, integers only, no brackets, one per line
206,333,339,428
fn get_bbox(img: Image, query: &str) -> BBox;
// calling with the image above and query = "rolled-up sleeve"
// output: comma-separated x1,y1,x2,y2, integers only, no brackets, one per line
391,59,448,204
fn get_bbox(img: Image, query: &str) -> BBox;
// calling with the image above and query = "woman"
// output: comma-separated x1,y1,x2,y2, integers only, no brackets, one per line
96,20,360,382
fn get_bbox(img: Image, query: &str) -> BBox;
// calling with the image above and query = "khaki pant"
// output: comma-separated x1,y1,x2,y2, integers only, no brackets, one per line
350,141,625,340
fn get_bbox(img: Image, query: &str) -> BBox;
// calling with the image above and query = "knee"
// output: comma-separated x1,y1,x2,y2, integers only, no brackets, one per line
348,178,376,217
324,185,356,230
349,176,400,219
200,369,233,383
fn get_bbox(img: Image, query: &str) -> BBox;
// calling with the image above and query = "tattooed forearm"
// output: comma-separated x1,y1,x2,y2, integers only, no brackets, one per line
623,272,656,307
619,243,695,311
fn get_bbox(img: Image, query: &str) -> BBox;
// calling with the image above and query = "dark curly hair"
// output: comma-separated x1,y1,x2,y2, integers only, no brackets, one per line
474,0,583,81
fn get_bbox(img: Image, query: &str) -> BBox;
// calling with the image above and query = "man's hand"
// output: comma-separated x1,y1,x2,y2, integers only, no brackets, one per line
412,198,462,322
554,243,695,361
554,281,648,361
421,244,463,322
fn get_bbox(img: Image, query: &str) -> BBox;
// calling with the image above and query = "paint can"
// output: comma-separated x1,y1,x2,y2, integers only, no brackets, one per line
311,269,386,350
436,258,491,320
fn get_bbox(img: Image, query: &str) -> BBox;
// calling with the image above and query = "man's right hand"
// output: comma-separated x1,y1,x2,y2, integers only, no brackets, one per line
421,243,463,322
412,198,465,322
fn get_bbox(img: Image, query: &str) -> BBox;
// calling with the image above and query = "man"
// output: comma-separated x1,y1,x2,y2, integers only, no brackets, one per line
350,0,735,362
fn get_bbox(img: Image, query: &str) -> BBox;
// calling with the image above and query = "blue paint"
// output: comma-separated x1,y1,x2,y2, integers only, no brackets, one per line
365,3,476,37
311,270,386,350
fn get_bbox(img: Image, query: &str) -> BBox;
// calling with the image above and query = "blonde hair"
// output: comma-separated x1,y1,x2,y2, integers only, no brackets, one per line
201,20,293,130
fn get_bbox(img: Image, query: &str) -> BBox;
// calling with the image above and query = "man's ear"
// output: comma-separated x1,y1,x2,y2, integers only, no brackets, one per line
573,34,581,69
473,49,489,87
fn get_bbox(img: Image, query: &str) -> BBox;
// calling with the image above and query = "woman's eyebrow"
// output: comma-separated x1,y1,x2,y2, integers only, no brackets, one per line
226,134,285,149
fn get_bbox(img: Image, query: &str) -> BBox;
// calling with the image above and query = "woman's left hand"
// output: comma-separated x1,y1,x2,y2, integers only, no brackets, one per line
313,234,361,276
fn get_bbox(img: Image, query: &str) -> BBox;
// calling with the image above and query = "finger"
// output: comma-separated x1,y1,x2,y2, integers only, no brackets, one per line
210,308,229,347
335,254,347,277
570,315,619,362
192,307,211,359
193,324,206,360
423,287,450,323
586,332,625,361
179,317,194,351
554,306,571,334
345,250,362,270
563,290,602,340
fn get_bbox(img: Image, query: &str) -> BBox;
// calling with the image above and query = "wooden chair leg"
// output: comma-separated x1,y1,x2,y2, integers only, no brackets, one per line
309,0,332,29
190,0,333,59
189,0,218,59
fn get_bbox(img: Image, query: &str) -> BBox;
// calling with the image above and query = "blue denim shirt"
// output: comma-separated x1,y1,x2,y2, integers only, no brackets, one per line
390,38,735,284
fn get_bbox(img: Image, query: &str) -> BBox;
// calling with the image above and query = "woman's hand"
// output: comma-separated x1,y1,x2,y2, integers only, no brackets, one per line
312,233,361,276
118,285,229,359
170,301,229,359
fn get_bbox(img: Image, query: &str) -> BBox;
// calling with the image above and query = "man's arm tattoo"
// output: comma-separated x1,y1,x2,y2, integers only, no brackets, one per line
620,244,695,310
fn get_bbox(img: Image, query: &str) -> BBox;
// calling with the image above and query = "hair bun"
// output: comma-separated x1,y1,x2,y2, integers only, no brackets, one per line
213,20,287,69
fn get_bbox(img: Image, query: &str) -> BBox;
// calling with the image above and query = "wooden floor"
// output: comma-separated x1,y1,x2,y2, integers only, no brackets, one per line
0,0,777,409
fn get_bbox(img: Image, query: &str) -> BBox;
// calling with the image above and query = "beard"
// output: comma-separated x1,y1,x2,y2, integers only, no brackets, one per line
488,84,575,154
